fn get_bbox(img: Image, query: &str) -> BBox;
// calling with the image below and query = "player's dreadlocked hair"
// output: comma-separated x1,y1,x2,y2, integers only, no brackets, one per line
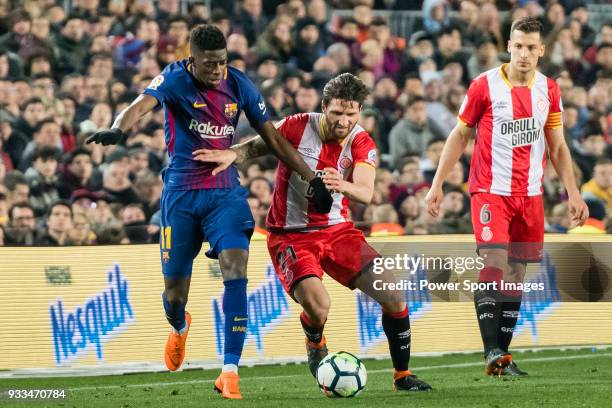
322,73,369,106
190,24,227,52
510,17,544,37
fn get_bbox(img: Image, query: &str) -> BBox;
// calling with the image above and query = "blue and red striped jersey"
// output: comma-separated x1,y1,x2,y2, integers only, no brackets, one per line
143,61,269,190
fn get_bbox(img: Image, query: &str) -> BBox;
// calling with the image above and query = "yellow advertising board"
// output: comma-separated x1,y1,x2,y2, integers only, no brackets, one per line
0,235,611,371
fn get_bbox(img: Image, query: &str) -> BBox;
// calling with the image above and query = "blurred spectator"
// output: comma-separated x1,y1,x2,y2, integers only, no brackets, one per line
168,16,190,60
25,145,61,217
35,200,73,246
581,158,612,209
4,202,36,245
428,185,472,234
58,148,102,199
69,211,96,245
95,220,129,244
291,17,326,72
254,18,294,64
54,14,89,76
121,203,150,243
389,96,444,167
134,170,162,219
468,35,502,79
3,171,29,207
102,156,142,206
235,0,268,47
288,84,320,115
547,202,571,233
421,137,445,183
422,0,450,37
248,176,273,206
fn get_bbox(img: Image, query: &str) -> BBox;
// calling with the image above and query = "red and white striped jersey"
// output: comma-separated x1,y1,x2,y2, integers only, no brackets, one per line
458,64,563,196
267,112,377,231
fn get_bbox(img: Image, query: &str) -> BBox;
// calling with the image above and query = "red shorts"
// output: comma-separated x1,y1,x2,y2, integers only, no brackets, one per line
470,193,544,263
267,222,379,295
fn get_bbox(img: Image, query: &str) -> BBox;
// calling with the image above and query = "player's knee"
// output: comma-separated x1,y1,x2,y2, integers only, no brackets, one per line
221,265,247,280
219,251,248,280
165,291,188,306
380,300,405,314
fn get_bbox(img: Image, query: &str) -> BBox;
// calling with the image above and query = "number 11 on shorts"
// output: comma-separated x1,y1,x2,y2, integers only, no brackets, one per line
160,226,172,250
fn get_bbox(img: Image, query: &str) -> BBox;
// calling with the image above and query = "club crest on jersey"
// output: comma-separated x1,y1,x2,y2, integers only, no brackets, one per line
537,98,548,112
224,103,238,118
481,226,493,242
366,149,377,165
147,75,164,91
339,156,352,170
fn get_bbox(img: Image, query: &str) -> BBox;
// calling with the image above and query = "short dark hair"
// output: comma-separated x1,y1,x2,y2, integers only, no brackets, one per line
4,171,28,191
47,200,72,218
190,24,226,53
33,118,57,134
65,147,91,164
21,96,43,111
321,73,369,106
32,145,61,162
407,95,427,107
510,17,544,37
89,52,113,65
9,202,34,221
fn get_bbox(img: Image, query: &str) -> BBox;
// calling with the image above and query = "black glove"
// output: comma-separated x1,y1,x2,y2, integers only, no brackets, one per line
86,128,125,146
309,177,334,213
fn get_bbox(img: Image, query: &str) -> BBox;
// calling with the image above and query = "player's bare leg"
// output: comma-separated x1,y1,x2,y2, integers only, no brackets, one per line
354,267,432,391
293,277,331,377
498,261,528,376
163,276,192,371
213,248,249,399
475,248,512,375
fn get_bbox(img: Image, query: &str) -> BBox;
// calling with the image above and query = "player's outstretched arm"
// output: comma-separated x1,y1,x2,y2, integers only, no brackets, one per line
544,127,589,226
86,94,158,145
322,164,375,204
256,121,333,213
424,121,474,217
192,136,268,176
255,121,317,181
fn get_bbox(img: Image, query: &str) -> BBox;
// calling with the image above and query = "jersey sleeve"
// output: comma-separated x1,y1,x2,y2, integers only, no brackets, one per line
142,66,174,105
545,78,563,129
237,72,270,128
458,75,488,128
274,113,309,146
352,132,377,168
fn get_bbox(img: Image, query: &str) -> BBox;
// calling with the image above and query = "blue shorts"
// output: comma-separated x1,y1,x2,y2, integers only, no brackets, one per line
159,186,254,278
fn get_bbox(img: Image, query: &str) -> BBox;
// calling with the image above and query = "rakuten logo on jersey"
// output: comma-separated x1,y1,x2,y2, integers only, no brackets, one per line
189,119,234,139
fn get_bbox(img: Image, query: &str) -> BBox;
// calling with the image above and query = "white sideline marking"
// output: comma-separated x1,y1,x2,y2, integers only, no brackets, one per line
60,352,612,392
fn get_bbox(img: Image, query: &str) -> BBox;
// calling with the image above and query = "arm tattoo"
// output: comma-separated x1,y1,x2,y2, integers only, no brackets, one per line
232,135,269,163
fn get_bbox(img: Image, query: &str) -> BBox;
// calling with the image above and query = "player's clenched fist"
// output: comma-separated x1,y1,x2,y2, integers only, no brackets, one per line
321,167,346,193
86,128,125,146
424,186,443,217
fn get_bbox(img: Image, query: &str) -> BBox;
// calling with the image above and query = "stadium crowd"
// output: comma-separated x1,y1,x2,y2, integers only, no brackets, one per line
0,0,610,246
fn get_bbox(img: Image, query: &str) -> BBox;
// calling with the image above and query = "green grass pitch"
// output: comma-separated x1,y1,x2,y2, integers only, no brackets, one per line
1,348,611,407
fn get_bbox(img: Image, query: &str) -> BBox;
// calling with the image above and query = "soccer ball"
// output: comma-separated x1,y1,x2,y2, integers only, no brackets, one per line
316,351,367,398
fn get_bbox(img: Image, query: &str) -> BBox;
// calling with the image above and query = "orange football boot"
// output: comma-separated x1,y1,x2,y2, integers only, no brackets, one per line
214,371,243,399
164,311,192,371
